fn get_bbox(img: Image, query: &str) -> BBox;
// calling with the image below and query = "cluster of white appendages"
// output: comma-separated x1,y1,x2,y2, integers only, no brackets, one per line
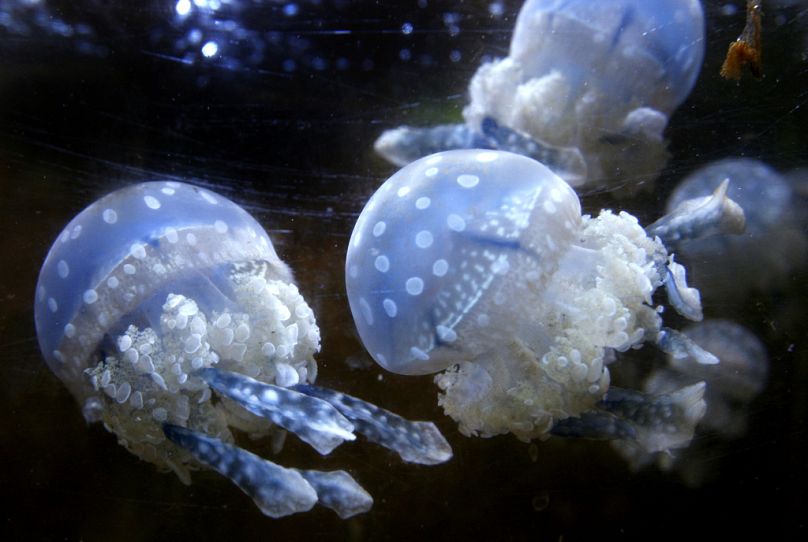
436,210,671,442
463,60,669,190
84,270,320,483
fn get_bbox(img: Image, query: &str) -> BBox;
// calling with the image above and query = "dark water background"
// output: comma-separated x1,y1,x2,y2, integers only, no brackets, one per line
1,1,807,540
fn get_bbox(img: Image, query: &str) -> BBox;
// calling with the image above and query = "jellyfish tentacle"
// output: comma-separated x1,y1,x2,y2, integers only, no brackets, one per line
162,424,318,518
647,179,746,245
656,327,719,366
598,384,707,453
663,257,703,321
374,123,486,168
478,117,587,184
295,469,373,519
293,384,453,465
197,368,356,455
550,411,637,441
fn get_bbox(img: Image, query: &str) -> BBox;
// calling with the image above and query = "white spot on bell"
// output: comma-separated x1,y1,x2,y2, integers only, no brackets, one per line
426,154,442,165
433,259,448,277
165,227,179,243
200,191,218,205
144,195,161,210
476,151,498,162
383,298,398,318
359,297,374,325
373,221,386,237
447,214,466,232
406,277,424,295
57,260,69,278
130,243,147,259
415,230,434,248
375,255,390,272
103,209,118,224
214,220,228,234
83,289,98,304
410,346,430,360
457,174,480,188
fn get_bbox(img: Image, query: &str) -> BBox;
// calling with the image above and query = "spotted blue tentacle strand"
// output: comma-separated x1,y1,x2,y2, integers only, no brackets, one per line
646,179,745,246
296,469,373,519
163,424,318,518
293,384,453,465
656,327,719,365
597,383,707,453
550,411,637,440
197,368,355,455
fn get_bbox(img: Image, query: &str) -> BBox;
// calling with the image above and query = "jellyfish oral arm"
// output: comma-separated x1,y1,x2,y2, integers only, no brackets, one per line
656,327,719,366
647,179,746,245
295,469,374,519
663,257,703,322
598,383,707,453
163,424,317,517
197,368,356,455
163,424,372,518
293,384,453,465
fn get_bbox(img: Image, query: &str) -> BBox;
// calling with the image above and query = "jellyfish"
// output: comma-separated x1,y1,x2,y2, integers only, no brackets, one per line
375,0,705,191
345,149,749,458
664,158,808,301
34,181,451,519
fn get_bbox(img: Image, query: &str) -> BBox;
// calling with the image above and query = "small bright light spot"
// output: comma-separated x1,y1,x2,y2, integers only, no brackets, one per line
488,2,505,17
175,0,191,16
283,3,299,16
201,41,219,58
401,22,413,35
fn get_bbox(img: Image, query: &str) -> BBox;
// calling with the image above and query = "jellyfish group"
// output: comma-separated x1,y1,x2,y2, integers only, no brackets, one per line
31,0,784,523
